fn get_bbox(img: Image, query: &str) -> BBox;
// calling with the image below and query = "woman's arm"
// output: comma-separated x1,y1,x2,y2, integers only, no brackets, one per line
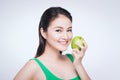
72,41,91,80
73,61,91,80
14,60,36,80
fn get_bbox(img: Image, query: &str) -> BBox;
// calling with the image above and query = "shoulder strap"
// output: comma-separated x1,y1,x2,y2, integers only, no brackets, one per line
31,58,61,80
71,76,81,80
66,54,74,62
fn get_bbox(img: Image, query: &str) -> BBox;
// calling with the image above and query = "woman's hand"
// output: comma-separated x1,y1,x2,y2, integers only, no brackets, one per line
72,40,88,65
72,41,91,80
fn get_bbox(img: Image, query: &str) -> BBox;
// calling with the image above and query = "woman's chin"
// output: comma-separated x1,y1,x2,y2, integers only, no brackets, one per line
60,48,68,51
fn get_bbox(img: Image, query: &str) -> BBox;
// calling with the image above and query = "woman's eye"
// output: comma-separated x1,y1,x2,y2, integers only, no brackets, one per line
67,29,72,32
56,29,62,32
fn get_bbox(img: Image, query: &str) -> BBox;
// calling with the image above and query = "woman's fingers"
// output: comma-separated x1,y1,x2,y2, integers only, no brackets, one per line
75,40,88,51
72,48,84,58
72,40,88,62
75,41,84,49
83,40,88,49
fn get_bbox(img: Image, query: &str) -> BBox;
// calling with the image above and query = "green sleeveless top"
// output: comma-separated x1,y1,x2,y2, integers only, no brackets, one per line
32,54,81,80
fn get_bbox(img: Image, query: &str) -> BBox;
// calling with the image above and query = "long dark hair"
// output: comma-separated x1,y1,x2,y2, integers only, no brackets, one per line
35,7,72,58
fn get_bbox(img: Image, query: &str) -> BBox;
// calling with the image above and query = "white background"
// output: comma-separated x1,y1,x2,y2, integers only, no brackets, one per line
0,0,120,80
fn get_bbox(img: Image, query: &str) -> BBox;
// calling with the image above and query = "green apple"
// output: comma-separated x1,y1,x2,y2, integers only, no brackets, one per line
71,36,85,51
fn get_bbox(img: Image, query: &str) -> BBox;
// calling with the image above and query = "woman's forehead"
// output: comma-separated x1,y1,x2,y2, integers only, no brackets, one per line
49,15,72,29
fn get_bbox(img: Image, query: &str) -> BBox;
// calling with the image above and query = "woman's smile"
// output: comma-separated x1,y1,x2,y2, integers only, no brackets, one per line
58,40,69,45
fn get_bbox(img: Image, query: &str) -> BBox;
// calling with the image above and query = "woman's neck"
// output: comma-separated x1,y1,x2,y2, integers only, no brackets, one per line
41,44,62,60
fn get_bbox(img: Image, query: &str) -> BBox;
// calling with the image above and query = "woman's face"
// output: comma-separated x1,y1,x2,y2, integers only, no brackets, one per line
45,14,73,51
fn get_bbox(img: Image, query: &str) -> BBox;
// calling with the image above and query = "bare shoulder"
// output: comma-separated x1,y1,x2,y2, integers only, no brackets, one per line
14,59,38,80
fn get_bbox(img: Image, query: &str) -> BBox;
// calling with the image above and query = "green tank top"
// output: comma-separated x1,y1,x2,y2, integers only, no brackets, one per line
32,54,81,80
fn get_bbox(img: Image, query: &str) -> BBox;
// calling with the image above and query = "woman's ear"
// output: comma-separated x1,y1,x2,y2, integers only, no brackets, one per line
40,28,47,39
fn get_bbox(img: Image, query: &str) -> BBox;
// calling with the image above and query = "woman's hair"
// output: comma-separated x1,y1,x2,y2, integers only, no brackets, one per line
35,7,72,58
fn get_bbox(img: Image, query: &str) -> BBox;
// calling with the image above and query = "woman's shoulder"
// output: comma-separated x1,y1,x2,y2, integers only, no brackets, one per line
14,59,44,80
20,59,38,72
25,59,38,70
64,53,74,62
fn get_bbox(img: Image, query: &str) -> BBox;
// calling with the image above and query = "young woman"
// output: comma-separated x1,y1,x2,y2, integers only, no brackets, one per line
14,7,91,80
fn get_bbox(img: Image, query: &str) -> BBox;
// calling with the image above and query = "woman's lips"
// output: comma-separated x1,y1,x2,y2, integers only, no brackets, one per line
59,40,69,45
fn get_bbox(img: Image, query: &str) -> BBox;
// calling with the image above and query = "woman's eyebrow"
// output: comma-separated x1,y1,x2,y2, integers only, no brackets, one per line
67,26,72,30
54,26,63,28
68,26,72,28
54,26,72,29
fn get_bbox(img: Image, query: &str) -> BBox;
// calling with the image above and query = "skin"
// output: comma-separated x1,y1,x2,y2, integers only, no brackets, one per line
14,14,90,80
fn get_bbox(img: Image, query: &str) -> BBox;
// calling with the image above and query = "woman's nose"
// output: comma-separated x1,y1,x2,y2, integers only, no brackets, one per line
62,32,68,39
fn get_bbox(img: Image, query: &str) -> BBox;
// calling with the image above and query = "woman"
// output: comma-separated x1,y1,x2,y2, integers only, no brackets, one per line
14,7,91,80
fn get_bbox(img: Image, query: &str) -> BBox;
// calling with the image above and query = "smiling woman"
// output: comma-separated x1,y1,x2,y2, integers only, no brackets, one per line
42,14,72,52
14,7,90,80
